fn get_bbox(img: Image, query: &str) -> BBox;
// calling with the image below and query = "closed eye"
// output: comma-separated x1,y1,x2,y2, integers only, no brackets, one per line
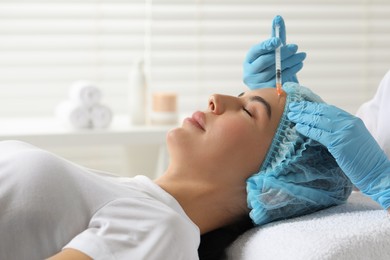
243,107,252,117
238,92,272,119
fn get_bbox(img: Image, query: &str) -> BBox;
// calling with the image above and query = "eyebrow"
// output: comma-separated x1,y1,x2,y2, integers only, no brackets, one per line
238,92,272,118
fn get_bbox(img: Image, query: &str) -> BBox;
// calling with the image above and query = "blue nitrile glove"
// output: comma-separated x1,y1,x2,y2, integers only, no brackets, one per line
287,101,390,210
243,15,307,90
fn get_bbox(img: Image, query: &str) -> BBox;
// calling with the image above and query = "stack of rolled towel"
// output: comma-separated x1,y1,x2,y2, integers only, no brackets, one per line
56,81,113,129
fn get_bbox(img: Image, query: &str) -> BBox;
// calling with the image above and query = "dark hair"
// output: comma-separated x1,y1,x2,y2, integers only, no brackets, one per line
198,215,254,260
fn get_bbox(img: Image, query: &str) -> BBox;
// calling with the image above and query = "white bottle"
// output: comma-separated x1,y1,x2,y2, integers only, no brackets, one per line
128,58,147,125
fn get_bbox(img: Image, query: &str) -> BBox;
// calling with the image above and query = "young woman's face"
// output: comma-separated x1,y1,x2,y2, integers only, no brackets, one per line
167,88,286,181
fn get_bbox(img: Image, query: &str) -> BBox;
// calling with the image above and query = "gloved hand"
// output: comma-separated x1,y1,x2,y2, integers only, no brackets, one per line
243,15,307,90
287,101,390,210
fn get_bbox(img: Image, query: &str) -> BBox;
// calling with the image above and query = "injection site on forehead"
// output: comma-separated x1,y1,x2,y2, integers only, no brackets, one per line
238,92,272,118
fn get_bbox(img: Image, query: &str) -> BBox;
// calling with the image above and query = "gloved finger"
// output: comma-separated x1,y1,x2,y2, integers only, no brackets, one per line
247,44,302,75
284,62,304,77
244,62,304,89
281,44,298,59
288,110,333,132
271,15,286,45
280,56,305,81
244,72,274,89
252,65,276,82
281,52,306,68
288,101,328,115
243,55,275,82
244,52,275,74
294,123,332,146
292,102,352,124
282,63,303,83
245,37,281,63
254,44,301,70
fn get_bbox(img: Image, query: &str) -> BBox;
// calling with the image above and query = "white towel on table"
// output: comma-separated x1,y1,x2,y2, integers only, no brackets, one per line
90,104,113,129
69,80,102,107
55,101,90,129
356,70,390,158
226,192,390,260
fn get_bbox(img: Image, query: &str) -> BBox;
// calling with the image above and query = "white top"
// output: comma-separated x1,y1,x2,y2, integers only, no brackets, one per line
0,140,200,260
356,69,390,158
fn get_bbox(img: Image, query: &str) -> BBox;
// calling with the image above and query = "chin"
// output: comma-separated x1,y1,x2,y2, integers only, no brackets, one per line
166,128,190,155
166,127,182,146
166,127,203,163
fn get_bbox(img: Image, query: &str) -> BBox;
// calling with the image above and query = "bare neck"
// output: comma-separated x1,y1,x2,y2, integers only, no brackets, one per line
154,169,249,234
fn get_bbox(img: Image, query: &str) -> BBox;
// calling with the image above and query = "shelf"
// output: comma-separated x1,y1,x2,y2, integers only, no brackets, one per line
0,115,173,147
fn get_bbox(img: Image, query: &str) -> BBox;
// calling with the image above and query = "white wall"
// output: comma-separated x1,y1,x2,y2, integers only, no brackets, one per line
1,0,389,174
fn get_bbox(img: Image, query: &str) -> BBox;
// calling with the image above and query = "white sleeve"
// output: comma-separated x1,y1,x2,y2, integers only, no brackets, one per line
356,70,390,158
65,198,199,260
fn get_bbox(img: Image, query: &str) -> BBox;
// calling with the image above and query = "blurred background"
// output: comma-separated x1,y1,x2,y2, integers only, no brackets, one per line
0,0,389,176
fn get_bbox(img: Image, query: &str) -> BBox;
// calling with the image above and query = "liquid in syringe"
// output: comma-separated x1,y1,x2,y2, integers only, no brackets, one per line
275,25,283,96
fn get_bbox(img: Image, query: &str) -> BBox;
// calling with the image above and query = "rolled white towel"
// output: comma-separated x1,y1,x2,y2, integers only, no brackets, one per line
55,101,91,129
69,80,102,107
90,104,113,129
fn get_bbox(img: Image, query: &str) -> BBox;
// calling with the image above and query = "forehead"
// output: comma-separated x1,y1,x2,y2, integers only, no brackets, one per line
248,88,287,119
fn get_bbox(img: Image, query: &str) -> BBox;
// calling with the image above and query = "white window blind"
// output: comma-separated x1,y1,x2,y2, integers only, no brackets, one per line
1,0,390,119
0,0,146,117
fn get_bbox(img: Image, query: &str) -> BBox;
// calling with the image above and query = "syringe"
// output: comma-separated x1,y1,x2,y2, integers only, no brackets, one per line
275,25,283,96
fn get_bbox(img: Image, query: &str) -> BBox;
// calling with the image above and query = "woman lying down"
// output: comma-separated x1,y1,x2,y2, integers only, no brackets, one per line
0,83,355,260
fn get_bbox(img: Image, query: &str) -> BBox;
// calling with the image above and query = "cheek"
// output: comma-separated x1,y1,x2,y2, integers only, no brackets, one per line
211,118,248,144
209,119,268,171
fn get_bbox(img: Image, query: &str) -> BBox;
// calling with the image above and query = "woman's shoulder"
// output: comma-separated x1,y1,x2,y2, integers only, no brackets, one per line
77,196,200,260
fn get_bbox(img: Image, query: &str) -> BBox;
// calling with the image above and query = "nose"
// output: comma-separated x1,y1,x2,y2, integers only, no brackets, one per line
208,94,221,114
208,94,229,115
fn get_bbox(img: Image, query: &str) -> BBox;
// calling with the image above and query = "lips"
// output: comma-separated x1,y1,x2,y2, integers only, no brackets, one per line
185,111,206,131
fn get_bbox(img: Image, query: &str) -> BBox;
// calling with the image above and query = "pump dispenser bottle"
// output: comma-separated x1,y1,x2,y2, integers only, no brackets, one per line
128,58,147,125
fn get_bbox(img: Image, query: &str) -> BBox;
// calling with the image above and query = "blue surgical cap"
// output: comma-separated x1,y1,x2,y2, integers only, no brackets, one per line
247,82,353,226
